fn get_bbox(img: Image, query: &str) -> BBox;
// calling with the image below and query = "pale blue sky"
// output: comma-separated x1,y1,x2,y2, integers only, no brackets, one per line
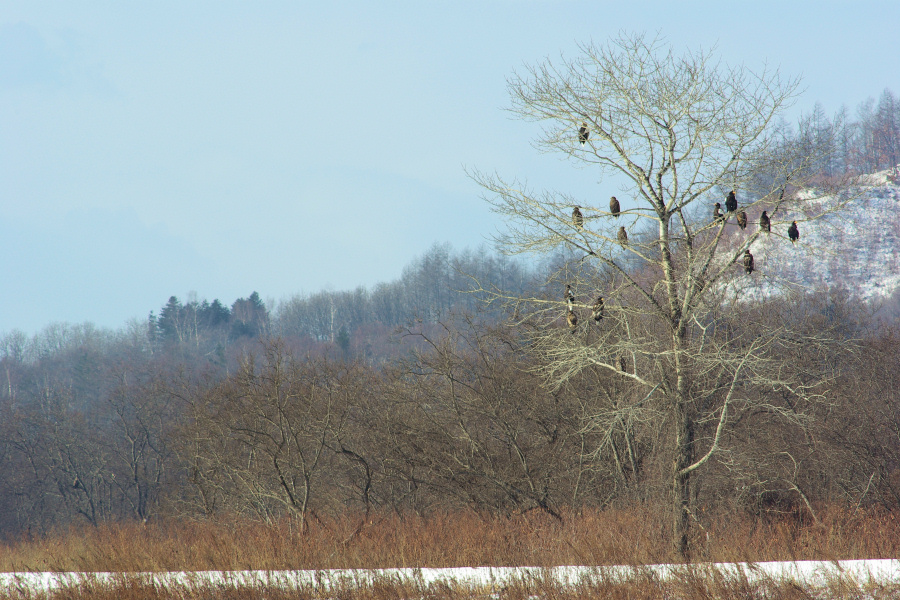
2,1,898,334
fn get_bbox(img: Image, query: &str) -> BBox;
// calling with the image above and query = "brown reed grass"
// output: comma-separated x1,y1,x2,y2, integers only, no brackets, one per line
1,505,899,574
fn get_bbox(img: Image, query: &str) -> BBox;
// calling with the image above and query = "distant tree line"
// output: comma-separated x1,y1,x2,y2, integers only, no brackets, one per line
148,292,270,351
784,88,900,179
2,254,900,540
273,243,532,346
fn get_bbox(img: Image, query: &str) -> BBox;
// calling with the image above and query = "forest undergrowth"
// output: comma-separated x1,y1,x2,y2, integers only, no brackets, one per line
2,505,899,573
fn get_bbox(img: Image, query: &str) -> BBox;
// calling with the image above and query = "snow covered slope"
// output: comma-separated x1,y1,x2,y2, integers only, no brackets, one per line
723,168,900,301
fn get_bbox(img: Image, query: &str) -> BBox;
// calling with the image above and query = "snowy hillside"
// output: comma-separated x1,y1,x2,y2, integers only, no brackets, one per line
722,168,900,301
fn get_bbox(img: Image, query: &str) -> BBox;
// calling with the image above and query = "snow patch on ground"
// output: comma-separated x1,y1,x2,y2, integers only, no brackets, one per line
2,561,899,593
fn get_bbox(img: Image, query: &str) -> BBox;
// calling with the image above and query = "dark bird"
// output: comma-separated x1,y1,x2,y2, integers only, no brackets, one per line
788,221,799,244
609,196,620,218
572,206,584,228
759,210,771,233
578,122,589,145
617,355,627,373
725,190,737,213
591,296,604,322
567,311,578,333
736,210,747,230
565,284,575,311
618,226,628,245
713,202,725,223
743,250,754,275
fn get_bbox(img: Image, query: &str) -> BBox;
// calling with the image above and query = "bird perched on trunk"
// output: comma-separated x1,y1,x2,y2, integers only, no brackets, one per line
567,311,578,333
743,249,754,275
788,221,799,244
591,296,604,322
759,210,771,233
617,355,627,373
565,284,575,311
578,122,589,146
725,190,738,213
618,226,628,245
713,202,725,223
609,196,620,218
572,206,584,228
736,210,748,230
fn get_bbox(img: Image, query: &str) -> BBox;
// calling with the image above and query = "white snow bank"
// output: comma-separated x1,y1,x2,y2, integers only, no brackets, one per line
2,560,899,593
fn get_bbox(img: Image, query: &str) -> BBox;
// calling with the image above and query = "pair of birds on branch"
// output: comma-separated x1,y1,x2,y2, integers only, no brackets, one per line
714,191,745,226
565,284,604,333
572,197,627,245
758,211,799,242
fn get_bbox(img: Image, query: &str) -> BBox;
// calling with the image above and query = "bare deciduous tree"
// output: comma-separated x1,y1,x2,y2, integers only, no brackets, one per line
179,340,358,531
472,32,852,556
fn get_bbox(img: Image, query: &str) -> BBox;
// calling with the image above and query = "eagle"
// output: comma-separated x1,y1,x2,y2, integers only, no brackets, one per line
567,311,578,333
759,210,771,233
713,202,725,223
617,355,627,373
743,250,754,275
725,190,737,213
572,206,584,228
578,122,589,146
609,196,620,218
788,221,799,244
565,284,575,310
591,296,604,322
736,210,748,230
618,226,628,245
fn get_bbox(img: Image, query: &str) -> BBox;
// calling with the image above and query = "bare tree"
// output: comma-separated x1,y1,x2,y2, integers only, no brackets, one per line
179,339,356,530
472,33,852,556
389,316,585,518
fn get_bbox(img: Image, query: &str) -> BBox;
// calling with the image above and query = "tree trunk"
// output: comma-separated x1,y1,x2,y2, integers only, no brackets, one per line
672,329,694,558
673,398,694,558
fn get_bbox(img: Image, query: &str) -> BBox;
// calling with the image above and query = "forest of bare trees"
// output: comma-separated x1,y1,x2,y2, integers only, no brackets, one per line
1,242,900,550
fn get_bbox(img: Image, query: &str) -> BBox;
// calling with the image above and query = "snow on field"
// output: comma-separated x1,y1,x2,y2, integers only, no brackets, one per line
2,561,900,593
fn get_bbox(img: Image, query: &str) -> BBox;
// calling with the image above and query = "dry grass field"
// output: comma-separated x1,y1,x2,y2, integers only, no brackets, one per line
2,506,900,598
4,506,900,572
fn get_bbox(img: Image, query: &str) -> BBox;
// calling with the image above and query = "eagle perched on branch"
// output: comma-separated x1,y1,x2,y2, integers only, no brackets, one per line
713,203,725,223
572,206,584,228
743,250,754,275
578,122,589,146
725,190,737,213
788,221,799,244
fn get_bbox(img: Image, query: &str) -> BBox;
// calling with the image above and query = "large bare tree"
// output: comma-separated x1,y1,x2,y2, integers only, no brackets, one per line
473,33,852,556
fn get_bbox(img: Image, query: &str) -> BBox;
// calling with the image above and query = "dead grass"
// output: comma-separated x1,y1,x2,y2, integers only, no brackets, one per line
1,505,899,573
